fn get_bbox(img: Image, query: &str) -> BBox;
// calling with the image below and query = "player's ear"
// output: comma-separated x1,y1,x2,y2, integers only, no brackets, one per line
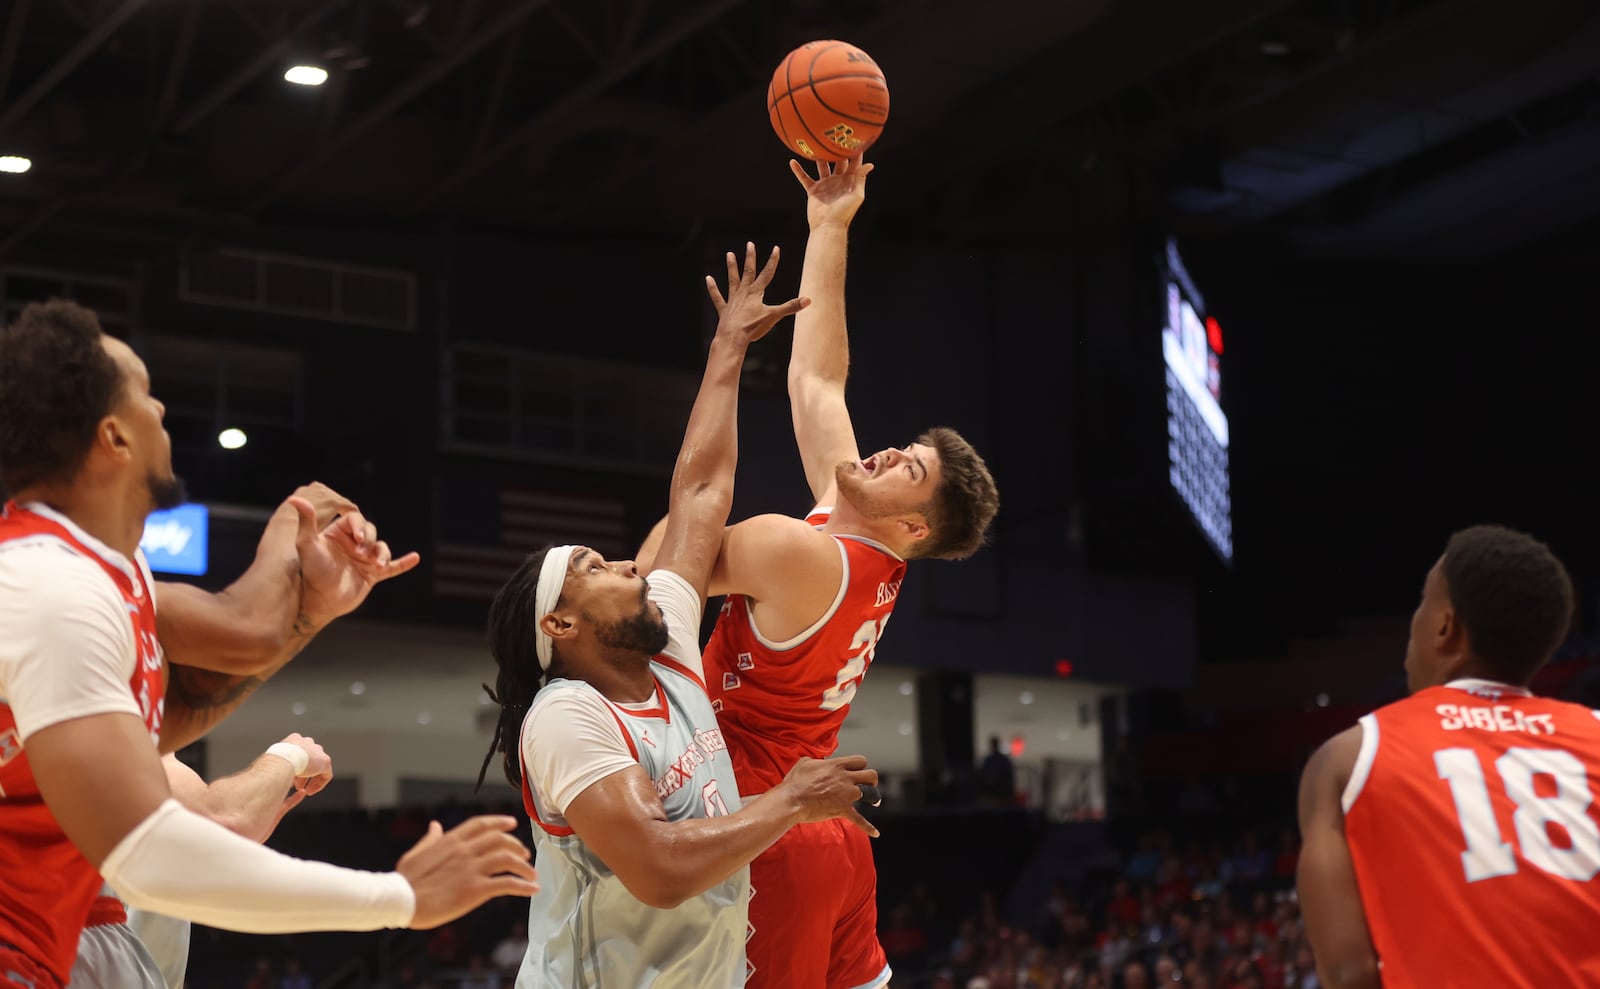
541,610,577,643
896,514,929,543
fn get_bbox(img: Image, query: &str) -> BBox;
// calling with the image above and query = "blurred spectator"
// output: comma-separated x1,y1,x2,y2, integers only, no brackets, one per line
458,954,500,989
490,922,528,971
1123,960,1150,989
979,736,1016,806
244,958,273,989
278,959,312,989
426,923,464,968
882,903,931,971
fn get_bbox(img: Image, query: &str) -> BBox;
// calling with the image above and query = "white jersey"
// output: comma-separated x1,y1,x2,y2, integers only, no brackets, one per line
515,569,750,989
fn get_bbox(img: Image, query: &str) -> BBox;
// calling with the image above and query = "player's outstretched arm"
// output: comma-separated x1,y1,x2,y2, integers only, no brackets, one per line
787,155,873,503
562,755,878,910
164,732,333,844
29,713,535,933
1297,727,1382,989
651,243,808,599
155,483,352,675
158,488,419,753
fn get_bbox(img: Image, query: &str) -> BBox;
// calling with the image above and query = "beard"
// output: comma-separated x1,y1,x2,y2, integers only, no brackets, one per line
834,461,899,519
148,470,188,512
593,598,670,657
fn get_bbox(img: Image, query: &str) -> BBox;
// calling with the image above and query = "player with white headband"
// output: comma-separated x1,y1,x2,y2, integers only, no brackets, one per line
477,243,882,989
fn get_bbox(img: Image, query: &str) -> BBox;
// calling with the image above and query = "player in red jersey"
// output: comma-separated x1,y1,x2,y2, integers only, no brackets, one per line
642,157,999,988
0,301,537,989
1298,524,1600,989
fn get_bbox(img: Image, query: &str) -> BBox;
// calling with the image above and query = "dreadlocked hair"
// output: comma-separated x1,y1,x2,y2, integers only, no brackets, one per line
475,546,564,792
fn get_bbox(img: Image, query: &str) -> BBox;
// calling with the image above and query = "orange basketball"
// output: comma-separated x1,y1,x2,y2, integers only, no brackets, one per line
768,40,890,163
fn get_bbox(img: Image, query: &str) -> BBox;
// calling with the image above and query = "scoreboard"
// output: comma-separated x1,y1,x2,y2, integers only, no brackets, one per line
1160,239,1232,563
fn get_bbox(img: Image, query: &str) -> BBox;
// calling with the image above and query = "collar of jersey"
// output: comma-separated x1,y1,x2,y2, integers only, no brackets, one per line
17,500,141,586
1443,677,1532,698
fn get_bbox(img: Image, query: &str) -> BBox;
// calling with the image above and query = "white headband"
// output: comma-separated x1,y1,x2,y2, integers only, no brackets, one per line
535,545,579,672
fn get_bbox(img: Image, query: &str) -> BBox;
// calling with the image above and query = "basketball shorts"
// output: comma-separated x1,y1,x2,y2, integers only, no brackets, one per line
746,817,891,989
69,922,165,989
0,943,59,989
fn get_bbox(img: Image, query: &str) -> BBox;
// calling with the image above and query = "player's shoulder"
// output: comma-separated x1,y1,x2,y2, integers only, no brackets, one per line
0,535,122,615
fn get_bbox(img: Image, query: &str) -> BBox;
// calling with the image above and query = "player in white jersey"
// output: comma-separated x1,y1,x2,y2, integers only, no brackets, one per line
477,244,880,989
72,734,335,989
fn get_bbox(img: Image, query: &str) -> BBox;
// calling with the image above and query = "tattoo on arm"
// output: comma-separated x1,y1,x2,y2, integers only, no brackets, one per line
160,611,322,750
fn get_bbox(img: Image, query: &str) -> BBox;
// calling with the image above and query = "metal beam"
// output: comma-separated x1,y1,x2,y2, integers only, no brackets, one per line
151,0,203,133
245,0,556,213
0,0,151,142
171,2,345,136
469,24,526,154
405,0,743,215
0,0,31,109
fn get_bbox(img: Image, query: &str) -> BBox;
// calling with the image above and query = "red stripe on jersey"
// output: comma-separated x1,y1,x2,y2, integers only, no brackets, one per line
600,704,641,761
654,655,706,693
520,763,576,837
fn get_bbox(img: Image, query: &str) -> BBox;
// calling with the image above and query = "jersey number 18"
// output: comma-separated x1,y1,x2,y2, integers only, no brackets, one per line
1434,746,1600,883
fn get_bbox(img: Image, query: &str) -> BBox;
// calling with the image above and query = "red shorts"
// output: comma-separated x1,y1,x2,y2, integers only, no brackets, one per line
746,817,891,989
0,944,60,989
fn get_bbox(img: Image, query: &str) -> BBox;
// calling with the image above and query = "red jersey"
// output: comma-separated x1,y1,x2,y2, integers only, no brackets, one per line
1343,678,1600,988
0,503,165,985
704,508,907,793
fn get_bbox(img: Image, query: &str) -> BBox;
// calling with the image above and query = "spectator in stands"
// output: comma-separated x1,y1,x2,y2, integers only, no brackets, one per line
277,959,312,989
489,921,526,971
880,902,930,972
979,736,1017,806
244,957,273,989
1123,959,1151,989
458,954,499,989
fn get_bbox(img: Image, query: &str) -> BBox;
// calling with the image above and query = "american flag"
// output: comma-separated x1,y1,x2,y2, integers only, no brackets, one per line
433,485,629,601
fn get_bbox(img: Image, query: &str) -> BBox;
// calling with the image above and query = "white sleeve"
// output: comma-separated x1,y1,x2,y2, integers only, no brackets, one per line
646,568,705,682
0,543,141,741
522,690,638,815
102,799,415,932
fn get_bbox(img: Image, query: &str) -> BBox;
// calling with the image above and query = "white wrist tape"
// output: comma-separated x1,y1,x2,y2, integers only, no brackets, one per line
101,799,415,932
265,742,310,776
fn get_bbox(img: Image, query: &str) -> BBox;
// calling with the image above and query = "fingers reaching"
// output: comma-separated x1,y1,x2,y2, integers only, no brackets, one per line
705,275,727,313
843,805,880,838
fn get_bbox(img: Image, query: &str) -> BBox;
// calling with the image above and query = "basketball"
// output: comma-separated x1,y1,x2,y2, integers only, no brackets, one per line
768,40,890,163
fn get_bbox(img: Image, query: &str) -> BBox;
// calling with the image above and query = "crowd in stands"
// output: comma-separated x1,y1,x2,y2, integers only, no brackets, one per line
183,786,1315,989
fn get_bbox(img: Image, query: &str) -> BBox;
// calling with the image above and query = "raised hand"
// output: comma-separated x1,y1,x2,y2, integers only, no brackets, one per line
705,242,810,346
776,754,881,837
290,496,421,626
396,816,539,929
789,154,874,230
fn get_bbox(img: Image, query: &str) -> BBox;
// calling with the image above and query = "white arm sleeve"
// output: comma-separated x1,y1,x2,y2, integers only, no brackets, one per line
100,799,415,932
523,690,638,814
646,568,706,683
0,542,140,740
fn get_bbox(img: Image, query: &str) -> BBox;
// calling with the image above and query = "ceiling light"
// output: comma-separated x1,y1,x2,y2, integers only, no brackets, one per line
897,722,913,736
217,427,247,450
417,711,432,725
292,701,307,716
898,681,913,696
1020,690,1035,705
0,156,31,175
349,681,366,696
284,65,329,87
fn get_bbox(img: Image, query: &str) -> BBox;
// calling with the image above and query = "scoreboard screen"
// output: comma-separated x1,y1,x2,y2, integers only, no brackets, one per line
1160,239,1232,563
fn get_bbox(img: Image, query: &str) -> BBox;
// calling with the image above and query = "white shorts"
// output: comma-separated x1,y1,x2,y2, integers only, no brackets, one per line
69,922,165,989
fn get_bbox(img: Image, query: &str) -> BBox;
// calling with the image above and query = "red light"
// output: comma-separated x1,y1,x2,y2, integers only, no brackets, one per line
1009,735,1026,758
1055,659,1074,678
1205,316,1224,355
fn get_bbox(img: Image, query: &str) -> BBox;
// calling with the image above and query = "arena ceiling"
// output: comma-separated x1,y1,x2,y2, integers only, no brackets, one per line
2,0,1599,266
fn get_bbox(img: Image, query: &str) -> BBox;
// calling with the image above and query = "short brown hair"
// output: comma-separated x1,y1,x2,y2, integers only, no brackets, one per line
910,426,998,560
0,300,121,493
